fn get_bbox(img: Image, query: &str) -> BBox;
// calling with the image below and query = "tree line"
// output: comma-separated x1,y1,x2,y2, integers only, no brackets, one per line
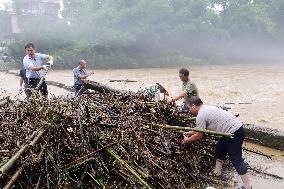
3,0,284,68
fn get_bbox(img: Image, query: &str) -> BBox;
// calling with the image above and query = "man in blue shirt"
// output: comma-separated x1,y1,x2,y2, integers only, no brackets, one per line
73,60,94,96
23,43,54,98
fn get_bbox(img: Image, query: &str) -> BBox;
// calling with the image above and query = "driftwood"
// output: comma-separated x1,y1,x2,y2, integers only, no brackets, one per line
109,79,137,83
82,80,124,94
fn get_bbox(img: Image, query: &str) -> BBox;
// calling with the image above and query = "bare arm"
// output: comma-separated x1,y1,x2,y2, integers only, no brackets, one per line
29,66,43,71
168,91,187,102
79,72,93,79
78,70,94,80
182,132,203,143
172,91,188,101
183,131,195,136
28,55,53,71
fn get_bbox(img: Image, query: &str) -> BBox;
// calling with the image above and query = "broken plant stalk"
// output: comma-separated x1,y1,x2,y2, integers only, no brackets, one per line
152,124,233,138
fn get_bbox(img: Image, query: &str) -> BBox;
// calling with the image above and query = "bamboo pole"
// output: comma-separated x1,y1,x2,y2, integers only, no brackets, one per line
0,144,29,176
3,166,24,189
0,129,45,175
29,130,45,147
105,147,152,189
0,150,9,153
185,117,196,121
152,124,233,138
87,172,106,189
64,157,95,172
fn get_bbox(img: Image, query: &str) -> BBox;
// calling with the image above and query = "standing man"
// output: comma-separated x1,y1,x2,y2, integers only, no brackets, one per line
23,43,54,98
181,96,251,189
73,60,94,96
168,68,198,112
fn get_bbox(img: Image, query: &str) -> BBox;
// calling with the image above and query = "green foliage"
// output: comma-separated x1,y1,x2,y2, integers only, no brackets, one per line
6,0,284,68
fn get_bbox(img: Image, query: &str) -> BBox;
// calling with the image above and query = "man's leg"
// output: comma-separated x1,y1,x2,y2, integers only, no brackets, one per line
24,83,31,99
214,138,227,176
74,85,81,96
226,127,251,189
25,81,37,99
39,81,48,97
76,86,87,96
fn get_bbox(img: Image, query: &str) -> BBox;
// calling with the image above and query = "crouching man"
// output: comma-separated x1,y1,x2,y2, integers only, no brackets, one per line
181,96,251,189
73,60,94,96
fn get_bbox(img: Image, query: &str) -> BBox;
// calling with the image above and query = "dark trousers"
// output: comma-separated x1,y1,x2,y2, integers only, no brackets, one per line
25,79,48,98
74,84,87,96
215,126,247,175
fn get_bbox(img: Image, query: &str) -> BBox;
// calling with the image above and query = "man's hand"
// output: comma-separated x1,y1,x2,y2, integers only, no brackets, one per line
42,65,50,70
181,136,191,144
183,131,195,136
167,97,174,103
47,59,54,66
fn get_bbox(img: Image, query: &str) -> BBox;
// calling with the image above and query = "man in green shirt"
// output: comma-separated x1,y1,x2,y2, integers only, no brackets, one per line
168,68,198,112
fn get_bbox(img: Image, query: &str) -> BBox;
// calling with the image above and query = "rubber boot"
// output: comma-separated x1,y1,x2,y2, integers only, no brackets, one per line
240,173,252,189
213,159,223,176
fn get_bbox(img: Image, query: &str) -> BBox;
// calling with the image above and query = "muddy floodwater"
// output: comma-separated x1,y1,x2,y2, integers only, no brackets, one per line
2,64,283,131
1,63,284,188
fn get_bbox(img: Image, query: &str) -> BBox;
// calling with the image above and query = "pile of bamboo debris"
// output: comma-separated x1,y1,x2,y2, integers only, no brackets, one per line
0,87,231,188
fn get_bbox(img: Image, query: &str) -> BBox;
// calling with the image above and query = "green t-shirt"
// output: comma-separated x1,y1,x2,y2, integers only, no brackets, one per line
182,80,198,102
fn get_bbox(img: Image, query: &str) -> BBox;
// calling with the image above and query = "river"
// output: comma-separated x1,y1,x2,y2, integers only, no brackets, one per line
1,63,284,188
2,63,283,130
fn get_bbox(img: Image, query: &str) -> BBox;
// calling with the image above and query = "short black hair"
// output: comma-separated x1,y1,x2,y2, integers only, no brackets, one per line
179,68,189,76
25,43,35,49
188,96,203,106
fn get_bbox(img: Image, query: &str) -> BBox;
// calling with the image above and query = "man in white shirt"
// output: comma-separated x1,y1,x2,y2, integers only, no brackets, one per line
23,43,54,98
181,96,251,189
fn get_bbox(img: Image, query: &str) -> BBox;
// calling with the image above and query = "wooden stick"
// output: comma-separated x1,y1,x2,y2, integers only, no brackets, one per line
243,147,272,159
0,150,9,153
0,129,45,175
3,166,24,189
152,124,233,138
248,167,283,180
105,147,152,189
